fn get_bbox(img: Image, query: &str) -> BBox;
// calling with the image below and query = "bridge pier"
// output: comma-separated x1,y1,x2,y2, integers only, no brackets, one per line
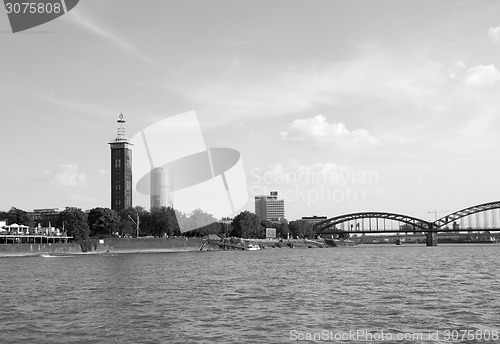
426,232,437,246
425,221,437,246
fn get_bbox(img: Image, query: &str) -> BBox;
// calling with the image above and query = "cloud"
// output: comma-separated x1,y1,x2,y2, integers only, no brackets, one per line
65,9,158,66
31,91,114,120
448,60,466,80
464,65,500,86
281,115,379,148
254,160,353,185
488,26,500,43
180,48,445,126
50,164,86,187
248,160,379,207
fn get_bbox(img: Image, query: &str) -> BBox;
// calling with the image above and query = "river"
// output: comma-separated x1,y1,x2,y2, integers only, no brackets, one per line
1,244,499,343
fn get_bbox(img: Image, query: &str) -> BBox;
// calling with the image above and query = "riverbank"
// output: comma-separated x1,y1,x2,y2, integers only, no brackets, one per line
0,242,82,257
201,238,332,251
0,237,204,257
0,236,358,257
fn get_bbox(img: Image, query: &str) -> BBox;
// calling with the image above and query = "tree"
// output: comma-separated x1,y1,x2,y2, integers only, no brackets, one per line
118,206,147,237
260,219,275,229
289,220,314,239
231,211,263,238
142,207,179,237
87,207,120,238
189,221,223,237
57,207,90,243
5,207,32,226
179,209,220,236
276,221,289,239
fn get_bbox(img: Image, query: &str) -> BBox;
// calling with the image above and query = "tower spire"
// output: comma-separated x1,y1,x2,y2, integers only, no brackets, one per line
115,112,128,142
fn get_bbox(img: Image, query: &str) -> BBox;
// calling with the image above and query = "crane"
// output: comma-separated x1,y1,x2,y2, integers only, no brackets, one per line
428,210,451,221
128,210,140,237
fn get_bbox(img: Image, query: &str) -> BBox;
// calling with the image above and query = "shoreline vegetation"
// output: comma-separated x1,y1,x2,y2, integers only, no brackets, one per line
1,206,498,258
0,207,299,243
1,234,499,257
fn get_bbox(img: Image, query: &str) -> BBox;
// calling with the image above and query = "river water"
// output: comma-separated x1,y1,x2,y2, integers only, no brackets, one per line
1,244,499,343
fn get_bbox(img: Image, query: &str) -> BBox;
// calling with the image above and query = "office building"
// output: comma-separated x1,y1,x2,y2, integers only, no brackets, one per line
255,191,285,222
150,166,173,209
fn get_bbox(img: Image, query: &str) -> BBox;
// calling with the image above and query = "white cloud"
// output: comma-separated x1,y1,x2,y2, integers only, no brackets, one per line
31,91,114,120
448,60,466,80
488,26,500,43
248,160,380,206
257,160,352,185
50,164,86,187
65,10,158,66
464,65,500,86
181,48,445,126
281,114,378,148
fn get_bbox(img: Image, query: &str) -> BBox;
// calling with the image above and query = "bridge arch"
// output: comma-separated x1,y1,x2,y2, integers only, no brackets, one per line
314,212,431,233
433,201,500,228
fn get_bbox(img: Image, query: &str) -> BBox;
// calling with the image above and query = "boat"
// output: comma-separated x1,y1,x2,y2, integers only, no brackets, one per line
246,242,261,250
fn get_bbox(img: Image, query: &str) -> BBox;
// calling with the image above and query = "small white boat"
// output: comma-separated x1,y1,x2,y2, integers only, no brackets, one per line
246,242,261,250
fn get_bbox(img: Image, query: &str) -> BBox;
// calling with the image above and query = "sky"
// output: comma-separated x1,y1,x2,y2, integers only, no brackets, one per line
1,0,500,222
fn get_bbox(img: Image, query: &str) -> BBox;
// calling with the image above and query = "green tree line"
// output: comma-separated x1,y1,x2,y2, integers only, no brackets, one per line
1,206,316,242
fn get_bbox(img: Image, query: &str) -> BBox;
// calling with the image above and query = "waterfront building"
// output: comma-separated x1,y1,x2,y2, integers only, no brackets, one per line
109,113,133,212
255,191,285,222
301,215,327,224
150,166,173,209
4,223,30,235
32,208,65,227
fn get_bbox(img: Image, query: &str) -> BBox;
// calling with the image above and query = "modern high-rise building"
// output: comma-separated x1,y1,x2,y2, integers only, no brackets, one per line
150,166,173,209
255,191,285,222
109,113,133,212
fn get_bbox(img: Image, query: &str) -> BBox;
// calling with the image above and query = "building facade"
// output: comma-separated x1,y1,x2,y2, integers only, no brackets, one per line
301,216,328,224
150,166,173,209
109,113,133,212
32,208,65,227
255,191,285,222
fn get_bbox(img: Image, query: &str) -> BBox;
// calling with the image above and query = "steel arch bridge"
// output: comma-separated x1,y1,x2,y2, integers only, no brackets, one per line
313,212,431,234
433,200,500,229
313,200,500,245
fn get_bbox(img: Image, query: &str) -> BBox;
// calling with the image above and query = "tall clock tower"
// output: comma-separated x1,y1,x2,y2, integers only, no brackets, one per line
109,113,133,211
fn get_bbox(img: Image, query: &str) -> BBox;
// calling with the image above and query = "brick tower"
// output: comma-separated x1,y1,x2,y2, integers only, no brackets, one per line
109,113,133,211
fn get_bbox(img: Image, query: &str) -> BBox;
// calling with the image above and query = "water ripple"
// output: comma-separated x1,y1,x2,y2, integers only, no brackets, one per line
1,245,499,343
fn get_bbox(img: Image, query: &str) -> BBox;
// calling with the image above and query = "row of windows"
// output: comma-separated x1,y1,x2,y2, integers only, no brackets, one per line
114,184,132,191
113,198,132,208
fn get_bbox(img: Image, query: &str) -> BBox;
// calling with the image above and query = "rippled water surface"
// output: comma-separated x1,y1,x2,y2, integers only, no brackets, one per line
1,244,500,343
